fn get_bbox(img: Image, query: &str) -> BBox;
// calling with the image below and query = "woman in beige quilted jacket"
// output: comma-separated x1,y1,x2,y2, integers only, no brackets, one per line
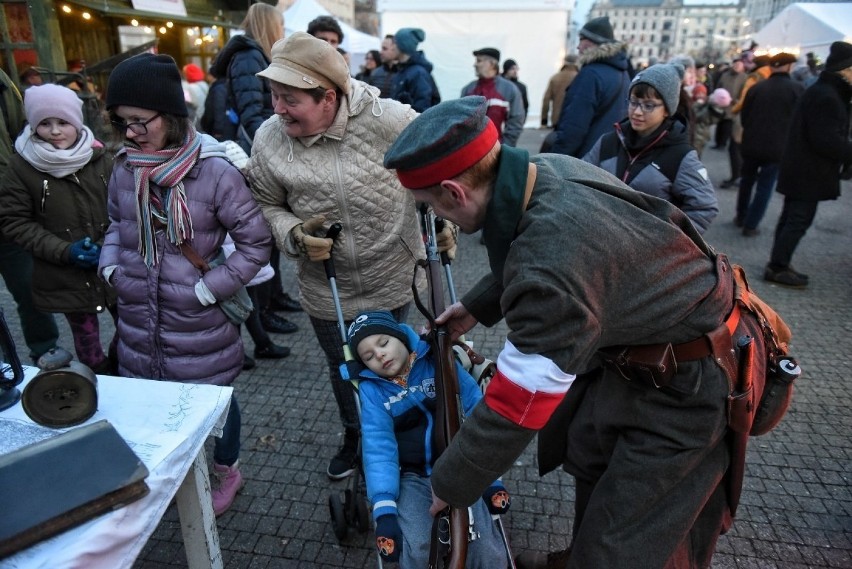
245,33,438,480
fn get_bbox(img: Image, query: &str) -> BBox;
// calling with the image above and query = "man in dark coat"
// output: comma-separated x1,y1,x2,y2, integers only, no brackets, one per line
369,35,398,99
765,41,852,288
502,58,529,119
551,16,631,157
389,28,437,113
735,53,804,236
385,96,761,569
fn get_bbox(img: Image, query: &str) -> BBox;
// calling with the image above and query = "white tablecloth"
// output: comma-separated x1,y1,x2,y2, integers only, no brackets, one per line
0,367,232,569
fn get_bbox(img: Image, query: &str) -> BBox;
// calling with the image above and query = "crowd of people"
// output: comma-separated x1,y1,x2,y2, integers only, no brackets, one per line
0,6,848,568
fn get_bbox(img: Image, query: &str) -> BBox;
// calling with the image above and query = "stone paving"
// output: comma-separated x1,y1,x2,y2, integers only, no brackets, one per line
1,129,850,568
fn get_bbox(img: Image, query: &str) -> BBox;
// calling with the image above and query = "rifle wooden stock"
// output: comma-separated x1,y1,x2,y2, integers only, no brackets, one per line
422,209,468,569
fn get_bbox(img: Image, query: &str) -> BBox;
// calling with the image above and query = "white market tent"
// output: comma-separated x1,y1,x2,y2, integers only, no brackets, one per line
378,0,572,127
752,3,852,60
284,0,381,67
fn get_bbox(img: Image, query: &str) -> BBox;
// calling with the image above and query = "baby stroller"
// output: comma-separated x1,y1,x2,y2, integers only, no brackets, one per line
323,215,514,567
320,223,371,542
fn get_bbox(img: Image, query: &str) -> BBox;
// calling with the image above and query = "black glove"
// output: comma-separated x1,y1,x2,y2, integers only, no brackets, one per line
482,483,511,515
339,360,364,381
375,514,403,563
68,237,100,269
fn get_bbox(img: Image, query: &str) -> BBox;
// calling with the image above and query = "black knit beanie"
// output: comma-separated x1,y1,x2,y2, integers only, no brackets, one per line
347,311,410,363
106,53,188,117
579,17,615,45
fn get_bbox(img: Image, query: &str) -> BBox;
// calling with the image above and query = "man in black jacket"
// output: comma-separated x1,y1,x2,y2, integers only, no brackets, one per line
765,41,852,287
735,53,803,236
368,35,398,98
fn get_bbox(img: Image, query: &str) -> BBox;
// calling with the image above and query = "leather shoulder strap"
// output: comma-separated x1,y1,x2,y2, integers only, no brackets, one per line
179,242,210,273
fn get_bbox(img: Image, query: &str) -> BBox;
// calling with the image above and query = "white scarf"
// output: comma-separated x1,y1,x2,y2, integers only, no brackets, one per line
14,124,95,179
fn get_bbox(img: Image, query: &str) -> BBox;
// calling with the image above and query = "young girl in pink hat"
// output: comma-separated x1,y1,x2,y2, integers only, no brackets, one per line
0,83,117,373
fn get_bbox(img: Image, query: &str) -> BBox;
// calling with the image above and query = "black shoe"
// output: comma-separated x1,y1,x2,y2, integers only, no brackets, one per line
254,342,291,359
269,292,302,312
734,216,744,228
742,227,760,237
260,312,299,334
720,178,740,189
327,429,359,480
243,354,256,370
515,547,572,569
787,265,809,280
764,265,808,288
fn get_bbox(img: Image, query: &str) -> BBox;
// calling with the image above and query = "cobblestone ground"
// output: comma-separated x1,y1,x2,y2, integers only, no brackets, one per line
1,129,849,568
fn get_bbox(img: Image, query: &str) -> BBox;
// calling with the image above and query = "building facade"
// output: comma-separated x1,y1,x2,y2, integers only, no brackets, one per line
589,0,746,65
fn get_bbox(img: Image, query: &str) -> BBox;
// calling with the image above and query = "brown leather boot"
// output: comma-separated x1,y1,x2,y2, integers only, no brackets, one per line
515,546,571,569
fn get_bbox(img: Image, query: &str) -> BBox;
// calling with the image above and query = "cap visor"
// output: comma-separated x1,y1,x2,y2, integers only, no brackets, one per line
257,63,327,90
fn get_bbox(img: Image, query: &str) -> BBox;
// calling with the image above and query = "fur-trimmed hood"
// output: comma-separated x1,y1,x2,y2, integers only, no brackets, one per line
580,41,629,69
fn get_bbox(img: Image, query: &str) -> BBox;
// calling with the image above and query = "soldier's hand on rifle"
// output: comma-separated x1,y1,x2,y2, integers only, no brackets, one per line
434,302,478,341
436,220,458,260
375,514,403,562
291,216,333,261
429,486,449,517
483,482,511,515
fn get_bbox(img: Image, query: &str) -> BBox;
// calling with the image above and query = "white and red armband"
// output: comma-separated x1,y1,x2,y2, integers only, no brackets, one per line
484,340,575,429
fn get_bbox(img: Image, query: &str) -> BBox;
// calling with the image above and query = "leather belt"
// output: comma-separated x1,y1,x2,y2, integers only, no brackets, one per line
671,304,741,362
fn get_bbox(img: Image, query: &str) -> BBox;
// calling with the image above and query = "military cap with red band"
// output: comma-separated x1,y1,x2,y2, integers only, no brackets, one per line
384,96,499,189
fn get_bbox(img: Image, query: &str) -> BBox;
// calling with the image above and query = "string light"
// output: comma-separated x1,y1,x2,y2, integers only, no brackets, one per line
61,5,71,13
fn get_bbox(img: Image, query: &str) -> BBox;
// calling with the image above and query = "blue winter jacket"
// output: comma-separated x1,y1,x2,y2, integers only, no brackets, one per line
209,35,273,153
352,324,483,520
552,41,631,157
391,51,436,113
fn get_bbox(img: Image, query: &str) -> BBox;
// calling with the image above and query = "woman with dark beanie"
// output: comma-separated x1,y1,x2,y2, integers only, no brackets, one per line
99,52,273,516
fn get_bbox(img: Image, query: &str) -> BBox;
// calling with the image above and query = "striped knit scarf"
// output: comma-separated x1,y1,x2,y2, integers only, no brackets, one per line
125,131,202,266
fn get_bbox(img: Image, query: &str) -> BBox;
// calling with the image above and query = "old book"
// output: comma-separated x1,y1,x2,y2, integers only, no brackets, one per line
0,419,149,558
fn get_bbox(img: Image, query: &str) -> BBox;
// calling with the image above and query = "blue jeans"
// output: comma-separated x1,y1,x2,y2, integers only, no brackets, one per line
213,395,241,466
0,241,58,361
736,159,779,230
396,473,507,569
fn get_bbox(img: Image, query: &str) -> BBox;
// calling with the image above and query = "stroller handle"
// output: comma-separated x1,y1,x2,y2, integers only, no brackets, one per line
321,223,351,357
323,223,343,280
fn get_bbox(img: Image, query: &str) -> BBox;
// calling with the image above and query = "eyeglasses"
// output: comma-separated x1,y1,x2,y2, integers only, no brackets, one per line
627,99,665,113
110,113,161,135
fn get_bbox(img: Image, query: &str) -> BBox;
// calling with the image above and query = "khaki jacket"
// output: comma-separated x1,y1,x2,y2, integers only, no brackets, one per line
246,79,423,320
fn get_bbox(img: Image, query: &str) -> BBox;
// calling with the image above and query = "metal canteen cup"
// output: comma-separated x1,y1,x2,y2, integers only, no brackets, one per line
22,348,98,427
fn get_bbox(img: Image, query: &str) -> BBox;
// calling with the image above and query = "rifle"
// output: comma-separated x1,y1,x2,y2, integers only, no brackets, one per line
413,205,469,569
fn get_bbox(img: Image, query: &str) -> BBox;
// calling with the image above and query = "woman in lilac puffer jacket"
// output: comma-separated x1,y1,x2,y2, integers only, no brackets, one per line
99,53,272,517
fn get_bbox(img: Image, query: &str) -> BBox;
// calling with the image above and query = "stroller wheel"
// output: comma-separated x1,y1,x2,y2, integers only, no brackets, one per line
354,494,370,533
329,493,348,541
